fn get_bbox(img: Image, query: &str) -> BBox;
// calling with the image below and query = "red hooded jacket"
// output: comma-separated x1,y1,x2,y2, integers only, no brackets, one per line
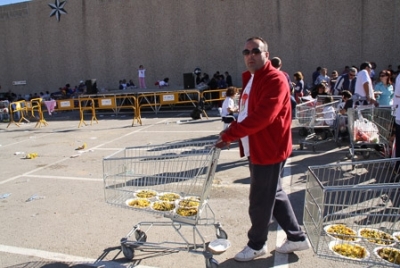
221,60,292,165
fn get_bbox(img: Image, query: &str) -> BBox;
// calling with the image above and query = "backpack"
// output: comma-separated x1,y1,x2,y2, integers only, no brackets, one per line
191,108,202,120
190,98,205,120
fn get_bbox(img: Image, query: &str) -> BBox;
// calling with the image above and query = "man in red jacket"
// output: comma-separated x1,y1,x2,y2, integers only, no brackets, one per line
215,37,310,262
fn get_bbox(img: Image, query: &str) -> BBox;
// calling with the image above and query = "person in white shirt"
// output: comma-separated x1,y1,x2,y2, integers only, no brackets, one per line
221,86,239,120
138,65,146,89
354,62,378,106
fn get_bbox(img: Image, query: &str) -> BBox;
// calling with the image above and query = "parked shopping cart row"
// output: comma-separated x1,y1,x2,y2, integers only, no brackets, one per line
295,95,395,160
304,158,400,267
297,96,399,266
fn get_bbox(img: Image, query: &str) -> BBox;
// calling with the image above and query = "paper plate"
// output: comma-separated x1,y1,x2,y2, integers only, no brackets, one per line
329,241,369,261
157,192,181,202
392,232,400,243
358,228,396,246
151,200,175,212
324,224,360,242
133,189,158,199
177,197,200,208
208,239,231,253
125,198,151,208
373,246,400,266
175,206,198,217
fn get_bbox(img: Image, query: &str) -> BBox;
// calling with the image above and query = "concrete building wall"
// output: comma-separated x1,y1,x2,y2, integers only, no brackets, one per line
0,0,399,96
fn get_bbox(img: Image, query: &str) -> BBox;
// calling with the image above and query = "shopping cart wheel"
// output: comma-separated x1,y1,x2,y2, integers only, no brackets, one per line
134,229,147,242
216,227,228,239
205,257,219,268
298,128,307,137
361,145,370,159
121,244,134,260
319,131,328,140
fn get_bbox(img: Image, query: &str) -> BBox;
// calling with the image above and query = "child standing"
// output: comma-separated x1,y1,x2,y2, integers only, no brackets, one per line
138,65,146,89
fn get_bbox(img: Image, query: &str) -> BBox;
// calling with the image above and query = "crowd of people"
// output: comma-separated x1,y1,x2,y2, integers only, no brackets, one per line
296,62,399,107
195,71,233,91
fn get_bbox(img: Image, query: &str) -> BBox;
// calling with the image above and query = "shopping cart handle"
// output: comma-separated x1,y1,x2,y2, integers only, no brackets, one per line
215,139,230,149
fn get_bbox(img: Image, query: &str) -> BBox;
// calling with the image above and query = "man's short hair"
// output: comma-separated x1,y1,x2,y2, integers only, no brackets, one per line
246,37,268,52
349,67,357,74
360,62,371,70
271,57,282,68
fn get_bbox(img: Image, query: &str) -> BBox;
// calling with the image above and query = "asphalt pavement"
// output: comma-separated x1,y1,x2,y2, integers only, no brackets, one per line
0,109,368,268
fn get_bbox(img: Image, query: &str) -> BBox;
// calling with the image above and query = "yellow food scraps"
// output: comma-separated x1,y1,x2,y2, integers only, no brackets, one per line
152,201,175,211
360,229,395,245
158,193,180,202
332,243,367,259
377,247,400,265
76,143,87,150
127,198,150,208
26,153,38,159
136,190,157,198
326,224,357,241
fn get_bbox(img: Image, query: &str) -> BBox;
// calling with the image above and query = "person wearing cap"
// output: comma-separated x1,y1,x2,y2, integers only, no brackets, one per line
333,67,357,95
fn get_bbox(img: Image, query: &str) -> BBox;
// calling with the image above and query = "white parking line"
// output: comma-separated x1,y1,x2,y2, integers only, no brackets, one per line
0,244,155,268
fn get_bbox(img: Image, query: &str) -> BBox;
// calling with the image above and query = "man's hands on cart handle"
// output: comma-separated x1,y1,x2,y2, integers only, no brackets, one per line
215,138,231,149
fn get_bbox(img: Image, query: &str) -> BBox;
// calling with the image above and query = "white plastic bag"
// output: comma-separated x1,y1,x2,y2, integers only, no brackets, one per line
353,116,379,143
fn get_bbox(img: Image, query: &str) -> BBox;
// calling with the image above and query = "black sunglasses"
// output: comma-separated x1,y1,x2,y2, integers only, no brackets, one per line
242,48,263,56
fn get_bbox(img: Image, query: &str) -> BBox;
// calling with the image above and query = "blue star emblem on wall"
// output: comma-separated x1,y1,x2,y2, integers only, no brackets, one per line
49,0,67,22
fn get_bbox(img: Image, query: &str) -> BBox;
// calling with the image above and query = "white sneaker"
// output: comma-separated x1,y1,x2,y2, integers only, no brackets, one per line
275,238,310,254
234,245,266,262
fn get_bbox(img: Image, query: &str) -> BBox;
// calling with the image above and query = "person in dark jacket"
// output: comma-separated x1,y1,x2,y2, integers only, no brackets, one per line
225,71,233,87
333,67,357,95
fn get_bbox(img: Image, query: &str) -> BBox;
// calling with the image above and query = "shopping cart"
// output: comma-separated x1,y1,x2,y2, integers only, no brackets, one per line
103,140,225,268
304,158,400,266
296,97,341,151
347,106,394,160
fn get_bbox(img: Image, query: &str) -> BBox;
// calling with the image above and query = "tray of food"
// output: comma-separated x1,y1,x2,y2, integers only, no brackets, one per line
175,206,199,217
177,196,200,208
324,224,360,242
358,228,396,246
373,247,400,266
134,189,158,199
157,192,181,202
125,198,151,209
151,200,175,212
329,241,369,261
